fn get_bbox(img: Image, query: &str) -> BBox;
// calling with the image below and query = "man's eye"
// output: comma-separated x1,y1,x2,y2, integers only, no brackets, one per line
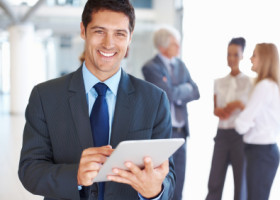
95,30,103,34
116,33,126,37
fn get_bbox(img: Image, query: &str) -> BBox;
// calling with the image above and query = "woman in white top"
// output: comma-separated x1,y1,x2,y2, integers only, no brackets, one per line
206,38,252,200
235,43,280,200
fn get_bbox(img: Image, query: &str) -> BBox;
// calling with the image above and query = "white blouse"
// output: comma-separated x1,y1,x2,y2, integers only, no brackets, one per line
214,73,253,129
235,79,280,144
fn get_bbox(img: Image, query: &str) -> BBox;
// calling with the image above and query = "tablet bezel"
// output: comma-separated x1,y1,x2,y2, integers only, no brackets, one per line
93,138,185,182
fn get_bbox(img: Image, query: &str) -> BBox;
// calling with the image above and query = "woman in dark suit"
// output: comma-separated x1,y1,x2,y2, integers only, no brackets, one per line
206,38,252,200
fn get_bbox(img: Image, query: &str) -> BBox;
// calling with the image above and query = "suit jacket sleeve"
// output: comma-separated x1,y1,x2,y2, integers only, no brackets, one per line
179,62,200,105
142,60,200,105
151,91,176,199
18,86,80,200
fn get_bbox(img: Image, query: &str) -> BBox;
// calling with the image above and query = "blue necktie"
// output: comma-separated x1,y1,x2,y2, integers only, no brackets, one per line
90,82,109,200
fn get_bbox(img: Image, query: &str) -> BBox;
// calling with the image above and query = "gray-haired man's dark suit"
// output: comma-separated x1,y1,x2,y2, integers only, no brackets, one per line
142,55,200,200
18,67,175,200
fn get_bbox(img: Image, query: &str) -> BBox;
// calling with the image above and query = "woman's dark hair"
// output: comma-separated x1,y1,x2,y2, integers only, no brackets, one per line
82,0,135,33
228,37,246,52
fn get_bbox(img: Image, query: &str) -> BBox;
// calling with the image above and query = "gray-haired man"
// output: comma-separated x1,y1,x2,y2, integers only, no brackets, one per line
142,26,200,200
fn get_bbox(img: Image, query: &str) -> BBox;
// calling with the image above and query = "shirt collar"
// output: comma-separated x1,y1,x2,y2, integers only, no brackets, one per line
228,72,244,79
158,53,177,66
82,62,121,96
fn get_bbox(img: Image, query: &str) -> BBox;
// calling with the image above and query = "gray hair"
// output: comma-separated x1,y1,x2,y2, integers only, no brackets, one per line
153,26,181,50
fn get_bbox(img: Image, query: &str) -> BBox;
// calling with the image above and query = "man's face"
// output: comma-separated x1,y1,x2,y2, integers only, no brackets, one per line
161,36,180,59
80,10,132,81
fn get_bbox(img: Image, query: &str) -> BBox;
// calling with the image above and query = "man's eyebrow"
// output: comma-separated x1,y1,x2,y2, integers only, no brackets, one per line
116,29,129,34
90,26,105,30
89,26,129,34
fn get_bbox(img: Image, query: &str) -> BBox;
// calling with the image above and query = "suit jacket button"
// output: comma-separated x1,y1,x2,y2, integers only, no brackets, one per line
91,190,98,197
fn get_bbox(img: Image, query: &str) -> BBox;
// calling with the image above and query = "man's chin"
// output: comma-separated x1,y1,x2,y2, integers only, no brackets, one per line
98,65,121,73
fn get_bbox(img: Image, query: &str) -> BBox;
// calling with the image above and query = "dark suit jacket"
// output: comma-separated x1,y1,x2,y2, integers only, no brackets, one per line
142,55,200,137
18,67,175,200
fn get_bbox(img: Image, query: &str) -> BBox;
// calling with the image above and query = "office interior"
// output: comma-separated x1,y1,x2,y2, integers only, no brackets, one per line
0,0,279,199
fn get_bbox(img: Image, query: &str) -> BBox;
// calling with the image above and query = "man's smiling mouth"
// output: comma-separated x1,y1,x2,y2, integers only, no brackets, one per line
99,50,116,57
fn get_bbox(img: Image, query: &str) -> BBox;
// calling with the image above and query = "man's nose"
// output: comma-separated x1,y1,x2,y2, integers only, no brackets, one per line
102,34,114,49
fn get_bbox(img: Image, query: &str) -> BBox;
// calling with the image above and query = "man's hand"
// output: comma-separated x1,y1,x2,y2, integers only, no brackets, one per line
77,145,114,186
107,157,169,199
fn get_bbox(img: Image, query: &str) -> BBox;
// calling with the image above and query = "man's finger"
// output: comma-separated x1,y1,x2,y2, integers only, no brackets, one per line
125,162,142,177
82,146,114,156
81,170,99,186
159,160,169,169
143,157,154,174
80,154,108,164
81,162,102,173
156,160,169,175
107,175,132,185
112,168,134,179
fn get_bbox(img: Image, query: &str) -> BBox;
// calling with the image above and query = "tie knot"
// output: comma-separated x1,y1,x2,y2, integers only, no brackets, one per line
94,82,108,96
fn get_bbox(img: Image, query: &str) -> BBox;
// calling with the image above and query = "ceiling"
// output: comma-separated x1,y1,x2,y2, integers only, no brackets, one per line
0,5,156,36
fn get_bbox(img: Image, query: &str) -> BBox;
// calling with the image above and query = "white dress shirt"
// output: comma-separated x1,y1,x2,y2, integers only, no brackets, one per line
82,63,121,144
214,73,252,129
82,63,164,200
235,79,280,144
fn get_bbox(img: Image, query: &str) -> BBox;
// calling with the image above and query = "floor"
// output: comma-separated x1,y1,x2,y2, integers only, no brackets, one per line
0,100,42,199
0,94,279,200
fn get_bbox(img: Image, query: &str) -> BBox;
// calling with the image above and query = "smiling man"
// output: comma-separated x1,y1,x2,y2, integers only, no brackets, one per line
18,0,175,200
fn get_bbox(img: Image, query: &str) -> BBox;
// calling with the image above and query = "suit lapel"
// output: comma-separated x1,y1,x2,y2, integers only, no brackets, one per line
154,55,172,81
68,67,93,150
110,70,135,148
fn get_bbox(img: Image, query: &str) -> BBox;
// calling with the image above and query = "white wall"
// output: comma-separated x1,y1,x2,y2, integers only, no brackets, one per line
153,0,176,25
182,0,280,199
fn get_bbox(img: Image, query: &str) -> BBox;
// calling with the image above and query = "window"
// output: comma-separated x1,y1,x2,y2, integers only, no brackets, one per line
131,0,152,9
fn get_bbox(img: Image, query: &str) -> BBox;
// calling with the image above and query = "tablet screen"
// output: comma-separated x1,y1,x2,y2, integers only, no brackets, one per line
93,138,185,182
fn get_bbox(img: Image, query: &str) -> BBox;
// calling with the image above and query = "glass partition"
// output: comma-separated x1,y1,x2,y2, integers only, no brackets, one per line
0,33,10,94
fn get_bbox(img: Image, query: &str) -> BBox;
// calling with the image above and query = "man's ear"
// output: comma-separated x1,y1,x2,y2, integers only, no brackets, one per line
127,31,133,45
80,22,86,40
158,46,165,54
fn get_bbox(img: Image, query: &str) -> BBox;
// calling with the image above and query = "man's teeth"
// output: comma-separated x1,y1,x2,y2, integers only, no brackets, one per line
100,51,115,57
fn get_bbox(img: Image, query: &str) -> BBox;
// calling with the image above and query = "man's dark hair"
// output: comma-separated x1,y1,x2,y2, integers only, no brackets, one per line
228,37,246,52
82,0,135,33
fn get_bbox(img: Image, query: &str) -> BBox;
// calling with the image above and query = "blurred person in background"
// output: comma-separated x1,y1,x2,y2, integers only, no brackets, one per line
142,26,200,200
235,43,280,200
206,37,252,200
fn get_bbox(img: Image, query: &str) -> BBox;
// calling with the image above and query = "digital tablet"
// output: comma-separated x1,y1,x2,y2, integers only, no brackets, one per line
93,138,185,182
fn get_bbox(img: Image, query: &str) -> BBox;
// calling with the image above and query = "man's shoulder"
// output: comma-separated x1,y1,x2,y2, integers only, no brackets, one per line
38,72,73,88
125,73,169,108
142,55,161,69
35,69,78,94
127,73,164,95
174,57,185,64
174,57,187,69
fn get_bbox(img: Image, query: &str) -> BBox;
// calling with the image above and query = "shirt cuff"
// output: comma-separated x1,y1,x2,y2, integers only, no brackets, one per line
78,185,82,190
176,100,182,105
186,83,193,91
138,185,164,200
